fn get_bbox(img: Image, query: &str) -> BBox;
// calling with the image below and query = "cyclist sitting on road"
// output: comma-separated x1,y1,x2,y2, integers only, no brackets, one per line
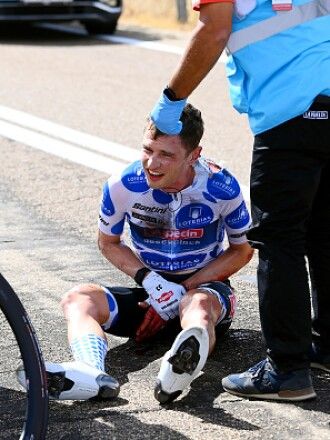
20,104,253,403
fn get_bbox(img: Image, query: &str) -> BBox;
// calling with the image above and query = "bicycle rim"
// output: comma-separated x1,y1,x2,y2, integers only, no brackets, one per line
0,274,48,439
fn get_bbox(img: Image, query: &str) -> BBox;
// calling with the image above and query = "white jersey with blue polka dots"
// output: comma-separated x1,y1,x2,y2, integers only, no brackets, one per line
98,159,251,274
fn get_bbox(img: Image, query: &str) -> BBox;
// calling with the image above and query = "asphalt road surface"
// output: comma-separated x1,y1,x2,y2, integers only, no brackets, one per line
0,22,329,440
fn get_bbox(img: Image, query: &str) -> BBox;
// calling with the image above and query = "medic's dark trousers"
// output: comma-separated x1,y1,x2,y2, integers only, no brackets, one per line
247,96,330,372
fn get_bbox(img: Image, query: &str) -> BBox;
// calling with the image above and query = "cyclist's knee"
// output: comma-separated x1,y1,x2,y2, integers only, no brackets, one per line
61,284,106,321
180,289,211,308
180,289,217,324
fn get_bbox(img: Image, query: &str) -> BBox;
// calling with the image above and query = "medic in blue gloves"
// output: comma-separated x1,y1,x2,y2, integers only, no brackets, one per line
150,0,330,402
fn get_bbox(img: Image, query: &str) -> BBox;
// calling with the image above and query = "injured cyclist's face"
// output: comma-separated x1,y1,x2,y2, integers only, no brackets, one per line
141,127,201,192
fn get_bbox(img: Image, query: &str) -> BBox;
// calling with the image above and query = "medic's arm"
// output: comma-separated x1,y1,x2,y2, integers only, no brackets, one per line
168,2,233,99
151,2,233,134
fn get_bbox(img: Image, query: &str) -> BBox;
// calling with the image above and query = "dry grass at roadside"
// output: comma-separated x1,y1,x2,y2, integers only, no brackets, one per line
121,0,197,31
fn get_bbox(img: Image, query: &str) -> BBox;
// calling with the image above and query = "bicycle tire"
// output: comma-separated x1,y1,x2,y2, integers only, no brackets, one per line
0,273,48,439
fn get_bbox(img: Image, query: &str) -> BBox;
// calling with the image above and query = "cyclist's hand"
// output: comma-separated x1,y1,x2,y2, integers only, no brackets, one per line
142,271,186,320
150,91,187,135
135,302,166,343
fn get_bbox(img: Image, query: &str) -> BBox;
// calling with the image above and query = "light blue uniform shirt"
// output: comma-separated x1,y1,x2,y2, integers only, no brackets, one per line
226,0,330,134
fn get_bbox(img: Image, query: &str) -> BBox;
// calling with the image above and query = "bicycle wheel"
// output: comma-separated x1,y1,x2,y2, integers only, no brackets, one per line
0,273,48,439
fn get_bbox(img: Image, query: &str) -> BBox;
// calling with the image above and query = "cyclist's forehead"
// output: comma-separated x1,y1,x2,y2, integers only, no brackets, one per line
142,128,186,157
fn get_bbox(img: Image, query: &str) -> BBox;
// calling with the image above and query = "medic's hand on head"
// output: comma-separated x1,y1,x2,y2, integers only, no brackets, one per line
150,89,187,135
142,271,186,320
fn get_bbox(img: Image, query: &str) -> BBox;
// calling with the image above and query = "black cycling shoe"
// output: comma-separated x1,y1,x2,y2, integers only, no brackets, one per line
154,380,181,404
169,336,201,374
95,373,120,400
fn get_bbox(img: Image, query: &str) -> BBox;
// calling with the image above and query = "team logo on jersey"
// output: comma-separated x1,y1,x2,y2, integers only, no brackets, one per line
189,207,202,219
143,228,204,240
176,204,213,228
140,252,207,271
121,162,149,193
225,201,250,229
207,169,240,200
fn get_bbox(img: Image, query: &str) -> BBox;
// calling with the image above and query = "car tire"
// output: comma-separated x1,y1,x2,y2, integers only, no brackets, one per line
84,20,118,35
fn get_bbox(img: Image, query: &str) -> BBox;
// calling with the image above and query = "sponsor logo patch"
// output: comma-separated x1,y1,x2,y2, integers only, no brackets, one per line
207,169,240,200
156,291,173,303
133,202,167,214
132,212,165,225
121,163,149,192
303,111,328,120
225,201,250,229
176,203,213,228
143,228,204,240
140,252,207,271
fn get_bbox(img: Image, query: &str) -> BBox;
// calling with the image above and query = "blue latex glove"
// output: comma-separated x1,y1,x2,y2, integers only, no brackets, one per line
150,91,187,135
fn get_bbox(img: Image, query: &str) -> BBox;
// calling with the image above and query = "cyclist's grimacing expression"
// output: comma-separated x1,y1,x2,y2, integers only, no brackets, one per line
141,127,200,193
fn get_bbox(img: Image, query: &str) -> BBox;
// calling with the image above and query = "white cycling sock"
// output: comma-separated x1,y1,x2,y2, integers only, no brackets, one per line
70,333,108,372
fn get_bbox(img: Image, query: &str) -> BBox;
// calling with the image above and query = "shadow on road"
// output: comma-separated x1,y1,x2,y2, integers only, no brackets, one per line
47,402,192,439
105,327,330,430
1,329,329,439
0,388,32,439
0,22,162,46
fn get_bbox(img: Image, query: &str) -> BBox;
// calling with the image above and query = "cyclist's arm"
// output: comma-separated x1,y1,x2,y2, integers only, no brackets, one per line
98,231,167,342
168,2,233,99
181,242,253,291
98,231,145,279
